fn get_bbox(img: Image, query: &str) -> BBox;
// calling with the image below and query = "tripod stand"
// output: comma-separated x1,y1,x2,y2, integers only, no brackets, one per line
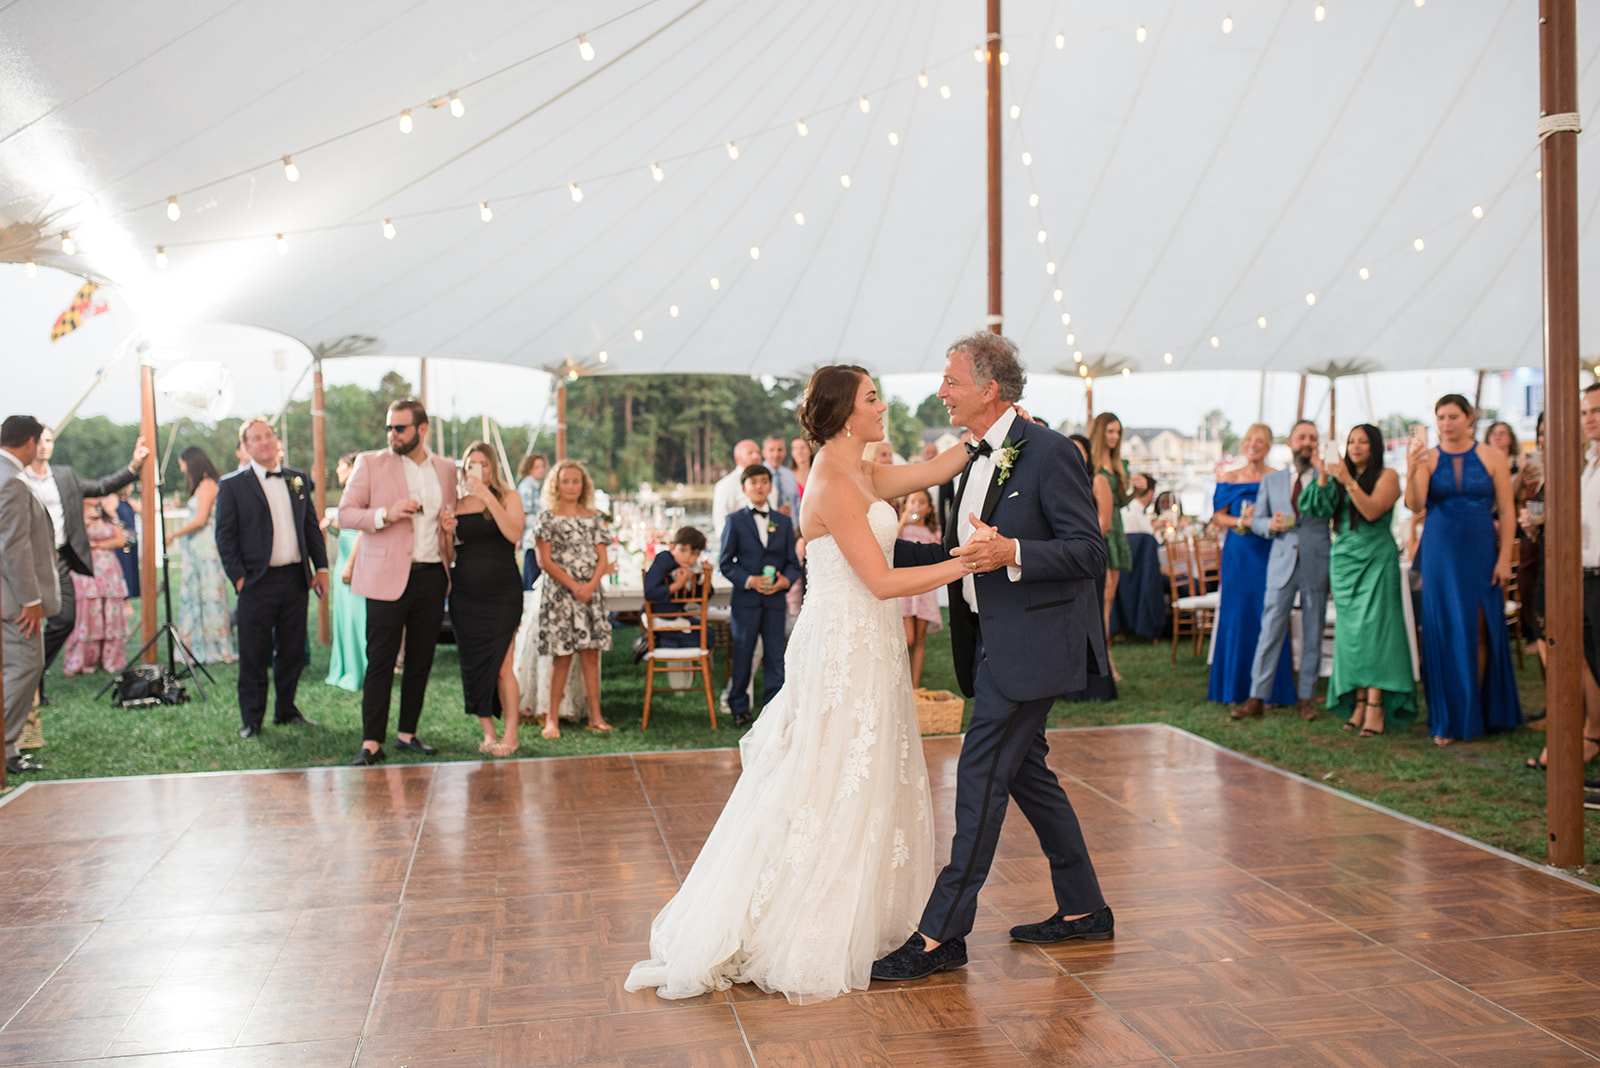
98,359,213,702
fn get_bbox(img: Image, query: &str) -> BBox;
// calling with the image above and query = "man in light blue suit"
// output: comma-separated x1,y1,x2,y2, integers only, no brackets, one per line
1235,419,1332,721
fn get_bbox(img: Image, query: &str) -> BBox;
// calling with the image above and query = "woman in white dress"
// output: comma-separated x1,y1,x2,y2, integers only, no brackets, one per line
626,365,978,1005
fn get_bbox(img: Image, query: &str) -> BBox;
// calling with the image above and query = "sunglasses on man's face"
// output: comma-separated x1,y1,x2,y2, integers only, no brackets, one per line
385,423,414,434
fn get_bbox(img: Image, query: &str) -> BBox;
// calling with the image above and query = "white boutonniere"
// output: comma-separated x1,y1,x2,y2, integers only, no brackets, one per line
994,438,1026,485
767,520,778,535
287,474,304,495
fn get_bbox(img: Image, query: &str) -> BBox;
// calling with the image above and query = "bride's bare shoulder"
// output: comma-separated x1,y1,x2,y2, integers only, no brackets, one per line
799,470,873,540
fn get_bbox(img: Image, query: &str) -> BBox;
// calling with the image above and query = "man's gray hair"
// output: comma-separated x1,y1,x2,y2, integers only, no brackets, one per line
947,332,1026,404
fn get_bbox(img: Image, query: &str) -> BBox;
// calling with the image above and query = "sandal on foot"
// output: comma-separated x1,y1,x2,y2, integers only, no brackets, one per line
478,740,498,754
585,723,613,734
1343,700,1367,733
491,739,519,757
1360,700,1385,738
540,720,561,740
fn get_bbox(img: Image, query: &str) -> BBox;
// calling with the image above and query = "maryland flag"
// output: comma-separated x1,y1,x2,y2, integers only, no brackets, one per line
50,282,102,342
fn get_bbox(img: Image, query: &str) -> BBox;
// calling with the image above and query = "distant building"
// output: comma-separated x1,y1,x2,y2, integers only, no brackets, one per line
920,427,962,454
1122,427,1222,464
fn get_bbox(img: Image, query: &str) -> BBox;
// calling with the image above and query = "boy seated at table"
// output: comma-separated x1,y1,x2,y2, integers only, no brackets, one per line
635,526,709,660
719,466,802,727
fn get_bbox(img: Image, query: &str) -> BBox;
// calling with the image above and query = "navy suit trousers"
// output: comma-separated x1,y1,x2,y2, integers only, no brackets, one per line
727,599,786,718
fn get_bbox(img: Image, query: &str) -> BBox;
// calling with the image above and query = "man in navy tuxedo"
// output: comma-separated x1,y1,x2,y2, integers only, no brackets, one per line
214,417,329,738
874,333,1114,982
719,467,802,727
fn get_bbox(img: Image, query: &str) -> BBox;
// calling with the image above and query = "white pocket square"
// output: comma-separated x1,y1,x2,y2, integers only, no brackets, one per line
1008,491,1019,498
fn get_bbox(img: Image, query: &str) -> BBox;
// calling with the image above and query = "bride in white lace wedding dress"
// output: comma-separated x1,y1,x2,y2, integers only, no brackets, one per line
626,366,974,1005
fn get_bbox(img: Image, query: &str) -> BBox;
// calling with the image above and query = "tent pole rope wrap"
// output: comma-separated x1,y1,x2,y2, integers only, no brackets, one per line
1536,111,1582,141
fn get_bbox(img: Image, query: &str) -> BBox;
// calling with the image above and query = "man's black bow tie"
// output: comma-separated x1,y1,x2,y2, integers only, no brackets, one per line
964,440,993,460
750,508,768,518
265,470,287,479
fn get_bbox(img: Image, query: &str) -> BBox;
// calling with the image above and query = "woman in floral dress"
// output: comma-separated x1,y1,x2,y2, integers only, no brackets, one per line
535,459,613,738
62,500,129,675
166,447,236,664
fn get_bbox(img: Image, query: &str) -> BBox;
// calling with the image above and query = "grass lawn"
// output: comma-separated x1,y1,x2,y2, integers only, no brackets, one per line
11,594,1597,883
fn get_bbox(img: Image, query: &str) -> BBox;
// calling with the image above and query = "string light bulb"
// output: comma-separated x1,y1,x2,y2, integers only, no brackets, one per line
794,211,805,225
1222,14,1233,32
568,369,579,381
1045,261,1056,275
796,117,808,136
1078,365,1088,377
1061,312,1071,325
1537,169,1543,180
24,259,36,277
598,351,608,363
382,219,396,239
669,304,679,317
1021,152,1032,166
61,232,74,255
974,46,984,62
999,51,1009,66
635,329,644,341
577,35,595,61
726,141,739,160
939,84,951,99
570,182,583,202
399,110,413,134
154,246,166,268
1414,0,1424,5
1163,352,1173,364
1010,104,1021,119
450,93,465,117
1066,332,1075,344
1122,367,1131,377
650,162,664,182
1413,237,1424,251
479,201,493,222
1258,316,1267,328
887,131,899,146
1029,193,1039,207
1210,335,1221,348
749,245,760,259
1136,24,1147,42
1471,204,1484,219
918,71,928,88
859,95,870,113
1053,289,1063,302
709,276,720,290
1314,3,1326,21
1074,351,1084,363
840,174,851,187
1055,32,1065,48
1359,266,1370,280
167,197,181,222
1036,229,1047,243
283,156,299,182
271,233,285,255
1305,292,1316,305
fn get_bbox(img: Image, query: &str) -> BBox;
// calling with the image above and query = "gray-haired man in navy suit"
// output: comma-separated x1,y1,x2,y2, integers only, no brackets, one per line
874,332,1114,982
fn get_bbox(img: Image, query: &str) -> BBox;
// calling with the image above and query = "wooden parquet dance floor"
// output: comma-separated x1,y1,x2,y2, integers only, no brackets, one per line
2,724,1599,1067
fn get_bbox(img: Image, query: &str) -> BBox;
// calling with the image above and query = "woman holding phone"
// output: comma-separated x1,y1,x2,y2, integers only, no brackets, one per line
450,441,526,755
1405,396,1522,745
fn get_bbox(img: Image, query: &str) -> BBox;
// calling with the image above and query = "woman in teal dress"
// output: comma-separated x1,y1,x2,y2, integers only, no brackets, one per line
1301,424,1416,736
326,452,367,691
1090,413,1132,680
165,447,236,664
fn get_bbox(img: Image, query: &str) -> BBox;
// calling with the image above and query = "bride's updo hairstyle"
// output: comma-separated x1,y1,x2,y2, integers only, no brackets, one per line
798,364,872,447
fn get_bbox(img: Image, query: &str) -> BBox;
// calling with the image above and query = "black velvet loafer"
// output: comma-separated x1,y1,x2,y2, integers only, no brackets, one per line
1010,905,1115,944
870,933,967,981
348,747,386,767
394,736,438,755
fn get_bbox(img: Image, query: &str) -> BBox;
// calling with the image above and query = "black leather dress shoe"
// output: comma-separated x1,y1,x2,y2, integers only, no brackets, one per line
731,713,752,728
1009,905,1115,944
348,747,386,766
870,933,967,981
238,724,262,739
394,736,438,755
274,712,321,728
6,754,43,773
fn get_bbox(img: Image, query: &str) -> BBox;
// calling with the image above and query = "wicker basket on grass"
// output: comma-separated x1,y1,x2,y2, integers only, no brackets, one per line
913,688,965,735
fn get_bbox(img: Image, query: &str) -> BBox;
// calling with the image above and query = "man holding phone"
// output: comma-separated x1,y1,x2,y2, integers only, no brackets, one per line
214,417,329,738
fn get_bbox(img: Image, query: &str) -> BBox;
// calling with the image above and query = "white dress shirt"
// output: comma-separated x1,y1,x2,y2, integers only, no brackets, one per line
21,465,65,549
954,409,1024,613
1583,442,1600,569
1,450,42,607
251,461,303,567
712,465,762,540
750,506,770,547
1122,500,1155,535
401,453,443,564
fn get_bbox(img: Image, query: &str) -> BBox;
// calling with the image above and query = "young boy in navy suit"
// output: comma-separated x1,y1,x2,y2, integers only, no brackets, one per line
636,526,708,660
719,466,802,727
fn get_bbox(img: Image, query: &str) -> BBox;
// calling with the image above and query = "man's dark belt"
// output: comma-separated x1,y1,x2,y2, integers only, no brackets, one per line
411,561,443,570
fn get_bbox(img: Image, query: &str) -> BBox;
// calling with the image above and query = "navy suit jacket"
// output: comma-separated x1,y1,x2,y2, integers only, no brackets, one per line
214,466,329,592
644,550,706,614
896,422,1108,701
720,508,802,609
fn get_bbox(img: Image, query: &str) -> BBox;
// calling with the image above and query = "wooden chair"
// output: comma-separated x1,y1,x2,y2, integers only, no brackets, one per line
1504,539,1524,670
1165,535,1221,663
640,560,717,730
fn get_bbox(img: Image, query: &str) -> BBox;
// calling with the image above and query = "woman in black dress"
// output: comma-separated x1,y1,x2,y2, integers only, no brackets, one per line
450,441,527,756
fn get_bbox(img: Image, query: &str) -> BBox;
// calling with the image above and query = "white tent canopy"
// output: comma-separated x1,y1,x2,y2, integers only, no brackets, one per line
2,0,1597,381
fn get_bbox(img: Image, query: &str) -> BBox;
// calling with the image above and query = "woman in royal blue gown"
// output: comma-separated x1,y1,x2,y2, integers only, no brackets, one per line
1208,423,1295,705
1404,394,1522,745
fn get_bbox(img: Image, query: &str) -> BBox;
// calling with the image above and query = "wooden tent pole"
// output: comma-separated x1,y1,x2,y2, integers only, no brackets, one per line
985,0,1002,336
312,360,329,646
1328,380,1336,444
1474,369,1487,414
556,380,568,461
1296,373,1308,421
1085,378,1094,422
138,354,159,663
1538,0,1583,867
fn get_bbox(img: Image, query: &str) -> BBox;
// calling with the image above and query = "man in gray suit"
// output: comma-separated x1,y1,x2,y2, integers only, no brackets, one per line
1,416,62,775
1235,419,1331,721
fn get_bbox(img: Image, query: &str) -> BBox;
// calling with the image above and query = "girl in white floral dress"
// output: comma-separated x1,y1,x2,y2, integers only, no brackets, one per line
535,459,613,738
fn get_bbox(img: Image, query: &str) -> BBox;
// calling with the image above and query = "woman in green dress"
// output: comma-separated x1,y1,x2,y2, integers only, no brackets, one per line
1090,413,1132,681
325,452,367,692
1301,423,1416,736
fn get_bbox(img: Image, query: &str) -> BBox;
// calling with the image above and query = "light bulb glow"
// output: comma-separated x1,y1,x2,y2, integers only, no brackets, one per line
709,276,720,290
570,182,583,202
283,156,299,182
276,234,288,255
1163,351,1174,364
1021,151,1032,166
61,233,75,255
154,246,166,268
669,304,679,317
796,117,808,136
1036,229,1047,244
1537,169,1544,180
1074,351,1084,364
859,95,870,113
568,369,578,381
399,110,413,134
634,329,644,341
939,84,951,99
450,93,464,118
24,259,36,277
1078,365,1087,377
1028,193,1039,207
999,51,1009,66
598,351,608,363
1359,266,1370,280
479,201,493,222
578,35,595,61
974,46,984,62
1052,289,1063,302
1010,104,1020,119
1065,332,1075,344
1258,316,1267,328
382,219,396,239
1045,261,1056,275
1122,367,1131,377
167,197,181,222
650,162,664,182
794,211,805,225
1305,292,1316,305
1222,14,1233,32
887,131,899,146
1055,32,1065,48
918,71,929,87
1314,3,1326,21
726,141,739,160
840,174,851,187
749,246,760,260
1413,237,1424,251
1472,204,1484,219
1136,23,1147,42
1061,313,1071,325
1210,335,1221,348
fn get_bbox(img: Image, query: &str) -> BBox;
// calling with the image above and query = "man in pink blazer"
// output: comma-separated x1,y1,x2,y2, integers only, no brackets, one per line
337,399,458,766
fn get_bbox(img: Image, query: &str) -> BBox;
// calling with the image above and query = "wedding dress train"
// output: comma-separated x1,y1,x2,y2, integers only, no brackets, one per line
626,501,935,1004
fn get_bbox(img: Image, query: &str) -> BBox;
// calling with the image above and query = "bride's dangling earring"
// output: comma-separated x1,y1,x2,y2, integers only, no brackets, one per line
845,424,852,438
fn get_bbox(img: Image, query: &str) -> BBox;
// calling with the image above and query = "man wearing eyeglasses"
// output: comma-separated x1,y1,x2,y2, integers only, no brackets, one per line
337,399,458,766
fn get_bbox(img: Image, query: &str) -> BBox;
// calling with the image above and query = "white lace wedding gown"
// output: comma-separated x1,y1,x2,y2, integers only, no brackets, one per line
625,500,935,1004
